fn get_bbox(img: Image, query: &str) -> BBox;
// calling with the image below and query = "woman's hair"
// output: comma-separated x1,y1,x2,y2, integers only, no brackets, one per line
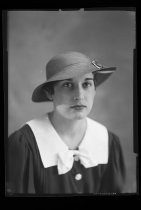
43,81,59,95
44,73,96,95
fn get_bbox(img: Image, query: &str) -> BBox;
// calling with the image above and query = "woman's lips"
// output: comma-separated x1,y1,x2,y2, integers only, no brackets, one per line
70,105,86,110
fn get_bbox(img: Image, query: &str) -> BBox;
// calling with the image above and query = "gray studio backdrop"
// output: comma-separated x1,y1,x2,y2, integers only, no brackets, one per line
8,10,136,193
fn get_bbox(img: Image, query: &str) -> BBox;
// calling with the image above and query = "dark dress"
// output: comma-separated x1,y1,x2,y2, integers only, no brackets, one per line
6,122,126,195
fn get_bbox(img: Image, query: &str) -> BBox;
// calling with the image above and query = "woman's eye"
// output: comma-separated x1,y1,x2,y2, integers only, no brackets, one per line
63,83,73,88
83,82,92,88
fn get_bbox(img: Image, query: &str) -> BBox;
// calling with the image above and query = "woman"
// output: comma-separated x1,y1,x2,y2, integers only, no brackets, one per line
7,51,126,194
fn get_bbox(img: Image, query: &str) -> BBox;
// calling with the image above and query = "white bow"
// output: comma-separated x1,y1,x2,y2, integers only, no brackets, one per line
57,149,98,175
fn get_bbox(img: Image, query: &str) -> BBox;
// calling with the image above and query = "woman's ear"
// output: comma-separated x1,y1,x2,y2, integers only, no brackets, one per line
44,90,53,101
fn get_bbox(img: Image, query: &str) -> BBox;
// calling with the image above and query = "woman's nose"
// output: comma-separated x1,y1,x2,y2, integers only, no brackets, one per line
73,86,85,101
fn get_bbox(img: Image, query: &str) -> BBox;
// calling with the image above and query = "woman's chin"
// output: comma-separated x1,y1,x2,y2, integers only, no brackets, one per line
68,112,88,120
74,115,86,120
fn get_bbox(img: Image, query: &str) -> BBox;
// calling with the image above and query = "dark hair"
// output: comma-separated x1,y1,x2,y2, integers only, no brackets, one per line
43,81,59,95
44,73,96,95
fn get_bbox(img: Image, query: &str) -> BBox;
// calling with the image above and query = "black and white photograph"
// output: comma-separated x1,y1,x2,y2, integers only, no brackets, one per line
5,9,136,195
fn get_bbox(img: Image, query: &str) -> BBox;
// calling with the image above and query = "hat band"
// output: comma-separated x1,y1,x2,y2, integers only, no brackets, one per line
46,61,96,81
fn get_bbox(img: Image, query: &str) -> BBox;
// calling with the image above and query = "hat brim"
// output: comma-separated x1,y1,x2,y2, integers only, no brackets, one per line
32,66,116,102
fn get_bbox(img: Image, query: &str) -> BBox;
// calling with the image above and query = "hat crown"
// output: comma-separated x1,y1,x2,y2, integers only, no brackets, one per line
46,51,91,80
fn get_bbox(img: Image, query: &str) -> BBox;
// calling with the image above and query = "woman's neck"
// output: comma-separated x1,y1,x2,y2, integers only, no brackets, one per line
48,112,87,147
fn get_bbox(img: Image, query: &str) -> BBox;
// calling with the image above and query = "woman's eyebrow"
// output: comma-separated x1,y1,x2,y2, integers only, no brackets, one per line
63,79,72,82
61,78,94,82
85,78,94,81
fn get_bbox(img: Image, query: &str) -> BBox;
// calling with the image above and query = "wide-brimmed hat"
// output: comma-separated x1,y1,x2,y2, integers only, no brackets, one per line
32,51,116,102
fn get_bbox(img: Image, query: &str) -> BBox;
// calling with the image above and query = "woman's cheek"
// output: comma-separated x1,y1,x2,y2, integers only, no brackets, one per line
53,93,71,115
56,104,68,113
55,104,75,119
88,92,95,110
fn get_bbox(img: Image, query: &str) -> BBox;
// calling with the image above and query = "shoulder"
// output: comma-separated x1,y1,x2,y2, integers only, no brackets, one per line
26,114,51,132
107,131,125,168
87,117,108,139
8,115,49,142
9,123,34,139
87,118,122,151
87,118,108,145
87,117,107,130
8,115,50,150
8,124,35,150
108,131,121,150
87,118,120,142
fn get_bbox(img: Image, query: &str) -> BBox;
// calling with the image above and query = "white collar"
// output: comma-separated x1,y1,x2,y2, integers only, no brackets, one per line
26,114,108,173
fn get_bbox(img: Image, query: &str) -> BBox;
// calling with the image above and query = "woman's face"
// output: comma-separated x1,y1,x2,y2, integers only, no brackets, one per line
51,72,96,120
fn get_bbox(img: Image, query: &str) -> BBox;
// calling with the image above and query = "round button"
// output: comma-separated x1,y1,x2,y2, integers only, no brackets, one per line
74,155,79,161
75,173,82,181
